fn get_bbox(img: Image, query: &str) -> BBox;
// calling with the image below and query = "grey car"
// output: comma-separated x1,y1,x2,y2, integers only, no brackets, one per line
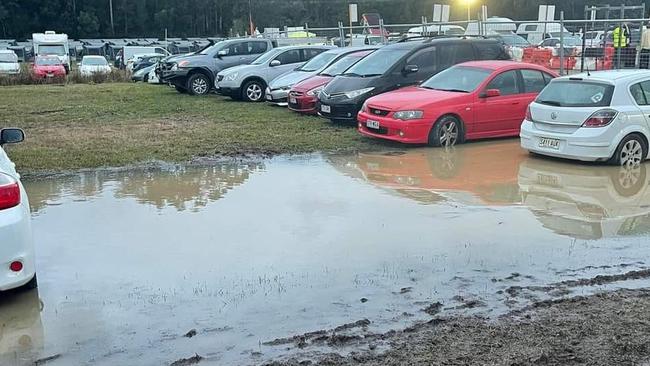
215,45,334,102
160,38,274,95
266,46,379,106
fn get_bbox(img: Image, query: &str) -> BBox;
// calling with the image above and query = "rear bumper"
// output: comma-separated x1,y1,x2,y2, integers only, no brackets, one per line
357,111,431,144
520,120,616,161
0,204,35,292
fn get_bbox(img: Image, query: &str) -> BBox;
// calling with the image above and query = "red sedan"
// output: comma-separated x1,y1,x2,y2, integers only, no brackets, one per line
358,61,558,146
288,50,375,115
32,56,66,79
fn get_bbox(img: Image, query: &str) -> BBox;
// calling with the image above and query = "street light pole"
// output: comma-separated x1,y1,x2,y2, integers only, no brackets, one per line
467,1,471,22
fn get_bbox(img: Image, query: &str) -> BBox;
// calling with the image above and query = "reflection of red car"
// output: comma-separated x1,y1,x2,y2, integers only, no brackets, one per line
358,61,558,146
32,56,66,79
288,50,374,115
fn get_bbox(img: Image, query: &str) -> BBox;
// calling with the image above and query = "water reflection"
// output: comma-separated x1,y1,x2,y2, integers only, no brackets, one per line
24,163,263,214
0,290,43,366
330,141,650,239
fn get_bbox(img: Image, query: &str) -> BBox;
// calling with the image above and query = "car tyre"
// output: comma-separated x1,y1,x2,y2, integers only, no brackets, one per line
20,275,38,291
428,115,464,147
242,80,265,102
612,164,647,197
608,134,647,167
187,73,211,96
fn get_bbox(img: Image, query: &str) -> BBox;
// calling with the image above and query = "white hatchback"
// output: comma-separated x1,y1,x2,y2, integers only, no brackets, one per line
521,70,650,166
0,128,37,292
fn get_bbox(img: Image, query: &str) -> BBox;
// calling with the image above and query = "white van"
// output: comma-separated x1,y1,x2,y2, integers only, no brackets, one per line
516,22,570,45
0,50,20,75
465,17,516,36
32,31,70,73
406,24,465,38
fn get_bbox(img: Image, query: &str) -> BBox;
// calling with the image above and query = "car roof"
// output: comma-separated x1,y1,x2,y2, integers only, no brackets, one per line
324,46,380,55
386,37,499,51
82,55,106,59
556,70,650,84
455,60,543,71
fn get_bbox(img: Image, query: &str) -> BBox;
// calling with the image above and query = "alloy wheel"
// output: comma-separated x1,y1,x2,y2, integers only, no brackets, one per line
439,120,459,147
617,165,642,190
620,139,643,166
247,84,262,101
192,77,208,95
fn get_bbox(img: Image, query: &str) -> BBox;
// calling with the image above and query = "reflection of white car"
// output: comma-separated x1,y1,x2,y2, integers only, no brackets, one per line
0,290,44,363
0,128,36,292
78,55,111,76
519,158,650,239
521,70,650,166
0,50,20,75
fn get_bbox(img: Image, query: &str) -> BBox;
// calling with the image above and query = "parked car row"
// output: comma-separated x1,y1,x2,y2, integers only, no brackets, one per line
151,35,650,167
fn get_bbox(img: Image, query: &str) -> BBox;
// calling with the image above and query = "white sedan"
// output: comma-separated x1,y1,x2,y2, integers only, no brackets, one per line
78,55,112,76
521,70,650,166
0,128,37,292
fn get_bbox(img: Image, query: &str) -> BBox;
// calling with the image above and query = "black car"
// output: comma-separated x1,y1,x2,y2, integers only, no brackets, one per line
317,37,510,122
132,54,165,73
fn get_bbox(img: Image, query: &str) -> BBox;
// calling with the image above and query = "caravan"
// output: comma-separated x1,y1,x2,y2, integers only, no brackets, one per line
32,31,70,73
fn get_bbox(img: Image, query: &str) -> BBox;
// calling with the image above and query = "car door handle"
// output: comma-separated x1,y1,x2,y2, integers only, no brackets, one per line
511,101,520,105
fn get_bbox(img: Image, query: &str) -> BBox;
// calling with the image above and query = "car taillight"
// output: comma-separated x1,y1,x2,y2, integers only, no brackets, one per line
582,109,618,128
525,105,533,121
0,173,20,210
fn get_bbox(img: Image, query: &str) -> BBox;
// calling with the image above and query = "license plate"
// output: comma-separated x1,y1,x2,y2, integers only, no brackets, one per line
289,97,297,104
321,104,331,113
366,120,380,129
537,173,559,186
538,137,560,150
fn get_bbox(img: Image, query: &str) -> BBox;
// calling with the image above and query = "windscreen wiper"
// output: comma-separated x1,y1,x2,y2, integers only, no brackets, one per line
537,100,562,106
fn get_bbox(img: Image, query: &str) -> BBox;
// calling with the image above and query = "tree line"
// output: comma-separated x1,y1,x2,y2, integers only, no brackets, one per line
1,0,648,40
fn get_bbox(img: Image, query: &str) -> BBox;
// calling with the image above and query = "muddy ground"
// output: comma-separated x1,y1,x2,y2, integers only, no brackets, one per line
267,288,650,366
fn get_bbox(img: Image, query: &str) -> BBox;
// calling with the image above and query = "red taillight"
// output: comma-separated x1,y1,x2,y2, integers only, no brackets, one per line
0,173,20,210
582,109,618,128
10,261,23,272
525,105,533,121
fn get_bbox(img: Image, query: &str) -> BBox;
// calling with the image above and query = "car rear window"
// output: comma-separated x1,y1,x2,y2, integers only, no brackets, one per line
536,80,614,107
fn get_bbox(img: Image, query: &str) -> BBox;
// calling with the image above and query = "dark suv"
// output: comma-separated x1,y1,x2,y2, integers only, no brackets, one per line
159,38,274,95
317,37,510,122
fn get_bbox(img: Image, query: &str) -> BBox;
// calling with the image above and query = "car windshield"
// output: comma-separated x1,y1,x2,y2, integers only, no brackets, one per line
420,66,492,93
0,53,17,63
38,44,66,55
499,34,530,47
82,58,108,66
319,53,368,76
536,80,614,107
251,49,283,65
199,41,224,55
344,48,410,77
36,57,61,66
584,32,600,40
298,52,337,72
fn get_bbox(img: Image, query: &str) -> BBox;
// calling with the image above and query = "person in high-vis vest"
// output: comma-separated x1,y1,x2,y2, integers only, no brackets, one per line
613,23,630,68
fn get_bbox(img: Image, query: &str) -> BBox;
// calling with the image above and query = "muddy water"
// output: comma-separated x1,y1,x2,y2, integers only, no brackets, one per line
3,140,650,365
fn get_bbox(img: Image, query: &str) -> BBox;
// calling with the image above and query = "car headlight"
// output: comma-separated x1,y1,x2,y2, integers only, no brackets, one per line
223,72,238,81
393,110,424,120
344,87,374,99
170,64,178,71
307,86,324,96
361,101,369,112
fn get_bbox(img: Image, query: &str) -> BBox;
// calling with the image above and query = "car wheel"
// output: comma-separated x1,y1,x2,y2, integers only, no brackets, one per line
187,73,210,96
612,163,646,197
143,74,149,83
428,115,463,147
242,80,265,102
609,134,647,167
175,85,188,94
20,275,38,291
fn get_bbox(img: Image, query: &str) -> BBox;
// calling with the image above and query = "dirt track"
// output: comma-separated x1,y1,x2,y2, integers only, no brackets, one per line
267,288,650,366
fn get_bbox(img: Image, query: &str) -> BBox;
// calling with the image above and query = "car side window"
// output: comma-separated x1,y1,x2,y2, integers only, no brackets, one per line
521,69,547,93
274,49,302,65
302,49,324,62
630,83,647,105
486,70,520,96
249,41,268,54
438,43,474,70
542,72,554,84
405,47,436,73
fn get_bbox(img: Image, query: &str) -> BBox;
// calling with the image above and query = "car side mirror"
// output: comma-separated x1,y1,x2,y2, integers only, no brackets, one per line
0,128,25,146
270,60,281,67
481,89,501,98
217,50,228,58
404,64,419,74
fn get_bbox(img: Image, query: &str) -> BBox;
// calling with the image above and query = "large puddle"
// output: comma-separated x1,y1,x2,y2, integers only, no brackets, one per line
3,140,650,365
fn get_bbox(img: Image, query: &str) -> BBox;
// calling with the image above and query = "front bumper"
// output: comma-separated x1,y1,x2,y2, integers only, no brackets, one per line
288,93,318,114
161,69,190,86
265,88,290,105
0,203,35,292
317,99,364,121
357,111,432,144
520,119,616,162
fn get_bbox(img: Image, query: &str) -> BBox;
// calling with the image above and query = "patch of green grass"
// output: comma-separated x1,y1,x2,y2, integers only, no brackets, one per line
0,83,389,173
